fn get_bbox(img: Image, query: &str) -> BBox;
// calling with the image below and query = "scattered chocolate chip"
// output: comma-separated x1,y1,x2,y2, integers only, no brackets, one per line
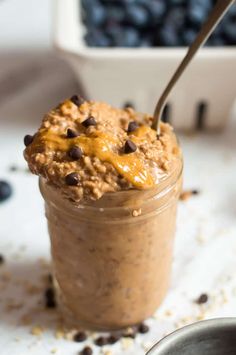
9,165,18,172
82,116,97,127
80,346,93,355
45,287,56,308
67,128,79,138
138,323,149,334
196,293,208,304
123,101,135,109
0,180,12,203
68,146,83,160
70,95,85,107
0,254,5,265
65,172,79,186
95,336,108,347
24,134,34,147
73,331,87,342
192,189,200,195
108,334,121,344
124,140,137,154
127,121,139,133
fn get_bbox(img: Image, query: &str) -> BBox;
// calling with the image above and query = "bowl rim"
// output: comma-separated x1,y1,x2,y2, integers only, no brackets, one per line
146,318,236,355
53,0,236,60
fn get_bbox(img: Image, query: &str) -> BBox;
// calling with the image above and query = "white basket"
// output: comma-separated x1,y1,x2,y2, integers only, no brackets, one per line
53,0,236,130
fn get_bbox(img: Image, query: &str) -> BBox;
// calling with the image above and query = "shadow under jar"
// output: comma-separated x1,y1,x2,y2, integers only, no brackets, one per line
39,160,182,331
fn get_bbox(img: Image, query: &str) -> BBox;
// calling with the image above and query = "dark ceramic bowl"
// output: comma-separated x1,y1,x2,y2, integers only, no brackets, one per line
146,318,236,355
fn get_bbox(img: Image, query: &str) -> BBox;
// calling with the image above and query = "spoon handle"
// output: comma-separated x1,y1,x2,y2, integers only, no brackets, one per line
152,0,235,133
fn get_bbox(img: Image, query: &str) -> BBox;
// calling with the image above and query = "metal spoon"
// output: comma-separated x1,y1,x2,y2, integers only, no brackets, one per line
152,0,235,134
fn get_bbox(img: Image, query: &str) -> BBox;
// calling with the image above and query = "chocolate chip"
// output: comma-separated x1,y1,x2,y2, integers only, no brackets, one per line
67,128,79,138
95,336,108,346
73,331,87,342
0,254,5,265
9,165,18,172
107,334,121,344
70,95,85,107
124,140,137,154
196,293,208,304
138,323,149,334
24,134,34,146
45,287,57,308
127,121,138,133
192,189,200,195
65,172,79,186
68,146,83,160
80,346,93,355
123,101,135,109
82,116,96,127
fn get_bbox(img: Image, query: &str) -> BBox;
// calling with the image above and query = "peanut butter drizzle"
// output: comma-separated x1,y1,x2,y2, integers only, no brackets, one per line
29,127,156,189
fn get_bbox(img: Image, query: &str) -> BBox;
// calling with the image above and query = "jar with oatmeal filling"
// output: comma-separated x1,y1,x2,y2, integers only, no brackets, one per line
39,158,182,330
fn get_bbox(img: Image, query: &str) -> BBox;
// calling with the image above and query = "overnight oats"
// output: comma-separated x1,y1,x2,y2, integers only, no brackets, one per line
24,96,182,330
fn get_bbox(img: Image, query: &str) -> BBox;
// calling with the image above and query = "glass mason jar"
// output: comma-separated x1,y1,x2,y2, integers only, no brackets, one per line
39,161,182,331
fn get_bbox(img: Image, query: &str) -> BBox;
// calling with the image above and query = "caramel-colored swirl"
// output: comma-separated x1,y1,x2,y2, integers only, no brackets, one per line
28,128,156,189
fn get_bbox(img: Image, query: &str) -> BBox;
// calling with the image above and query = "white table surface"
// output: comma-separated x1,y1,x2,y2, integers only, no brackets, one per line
0,52,236,355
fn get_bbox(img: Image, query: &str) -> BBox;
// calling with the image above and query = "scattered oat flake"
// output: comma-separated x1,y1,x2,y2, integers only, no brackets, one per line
51,349,58,354
164,309,173,317
180,189,199,201
121,337,134,349
55,328,65,339
31,326,44,336
103,351,113,355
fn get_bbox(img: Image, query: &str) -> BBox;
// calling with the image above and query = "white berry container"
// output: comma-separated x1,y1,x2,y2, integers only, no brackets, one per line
54,0,236,130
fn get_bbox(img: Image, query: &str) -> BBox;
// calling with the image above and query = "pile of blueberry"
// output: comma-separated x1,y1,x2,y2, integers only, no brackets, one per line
81,0,236,47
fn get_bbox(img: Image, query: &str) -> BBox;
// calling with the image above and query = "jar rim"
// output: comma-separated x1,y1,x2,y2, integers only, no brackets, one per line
39,158,183,214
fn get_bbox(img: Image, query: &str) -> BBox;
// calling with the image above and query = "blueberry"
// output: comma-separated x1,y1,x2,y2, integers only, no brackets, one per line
106,5,125,23
182,28,197,46
165,7,186,31
144,0,166,25
108,25,140,47
0,180,12,203
84,29,111,47
121,27,140,47
82,0,106,26
140,35,153,47
207,34,225,47
125,4,149,28
222,21,236,45
187,5,208,27
156,23,181,47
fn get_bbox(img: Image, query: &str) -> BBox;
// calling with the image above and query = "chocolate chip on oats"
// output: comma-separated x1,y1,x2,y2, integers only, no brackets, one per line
123,101,135,109
80,346,93,355
95,336,108,346
67,128,79,138
138,323,149,334
70,95,85,107
68,146,83,160
108,334,121,344
127,121,138,133
82,116,97,127
196,293,208,304
24,134,34,147
0,254,5,265
124,140,137,154
65,172,79,186
73,331,87,342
